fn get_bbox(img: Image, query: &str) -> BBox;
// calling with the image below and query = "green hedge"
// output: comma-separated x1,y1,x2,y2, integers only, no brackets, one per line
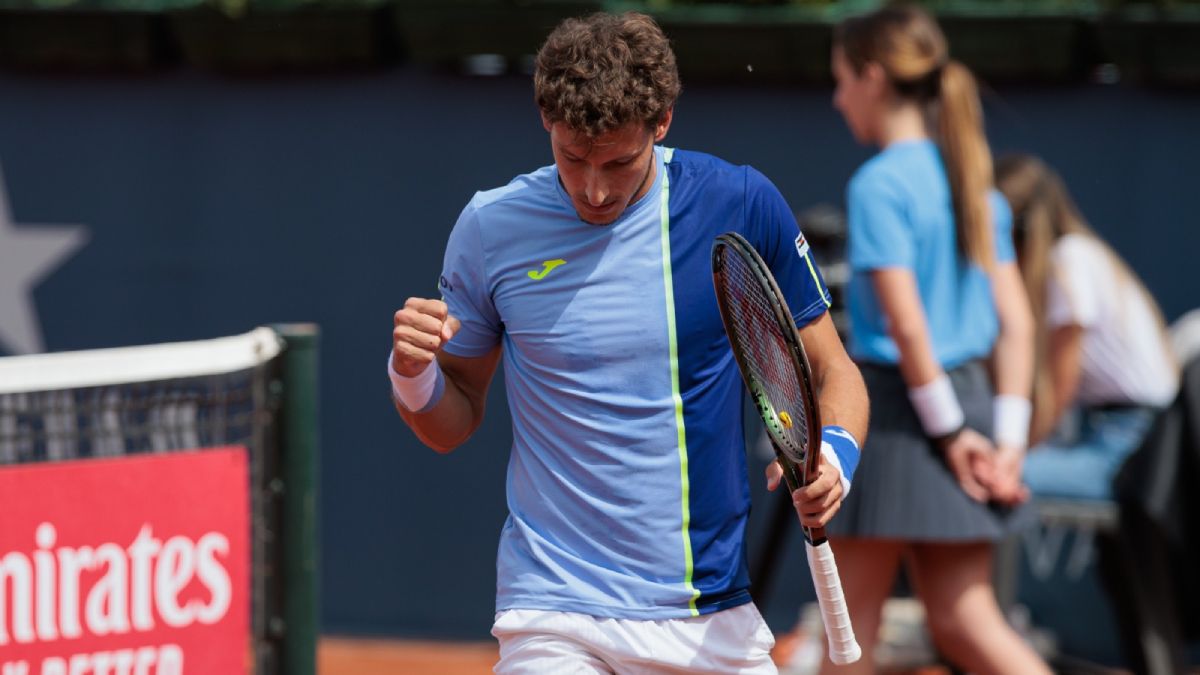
0,0,1196,12
0,0,1196,85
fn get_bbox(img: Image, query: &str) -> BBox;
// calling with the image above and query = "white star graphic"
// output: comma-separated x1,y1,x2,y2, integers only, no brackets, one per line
0,168,88,355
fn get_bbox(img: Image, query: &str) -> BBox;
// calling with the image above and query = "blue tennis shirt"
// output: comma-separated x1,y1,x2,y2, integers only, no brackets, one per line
439,146,831,619
845,139,1015,368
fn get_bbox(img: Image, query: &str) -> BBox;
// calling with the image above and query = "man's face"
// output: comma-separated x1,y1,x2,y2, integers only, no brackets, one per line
545,113,671,225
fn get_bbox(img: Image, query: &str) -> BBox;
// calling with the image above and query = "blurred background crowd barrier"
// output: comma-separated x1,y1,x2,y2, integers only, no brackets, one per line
0,0,1197,85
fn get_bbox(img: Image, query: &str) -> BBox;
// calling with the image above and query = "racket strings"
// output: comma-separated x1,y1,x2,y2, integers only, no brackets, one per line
718,247,810,461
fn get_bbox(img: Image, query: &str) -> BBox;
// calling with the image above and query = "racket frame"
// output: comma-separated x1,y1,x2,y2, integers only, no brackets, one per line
712,232,826,545
711,231,862,665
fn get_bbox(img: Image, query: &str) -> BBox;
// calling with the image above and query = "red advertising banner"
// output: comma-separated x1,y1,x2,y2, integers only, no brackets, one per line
0,448,249,675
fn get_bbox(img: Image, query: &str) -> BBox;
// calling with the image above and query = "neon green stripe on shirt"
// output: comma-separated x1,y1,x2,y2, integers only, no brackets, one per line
658,147,700,615
804,252,832,308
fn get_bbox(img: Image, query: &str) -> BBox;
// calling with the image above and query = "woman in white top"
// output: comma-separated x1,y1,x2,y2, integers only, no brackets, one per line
995,154,1179,500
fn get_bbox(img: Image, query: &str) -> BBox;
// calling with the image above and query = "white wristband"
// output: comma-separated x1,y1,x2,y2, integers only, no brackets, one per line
908,374,965,438
388,350,445,413
993,394,1032,452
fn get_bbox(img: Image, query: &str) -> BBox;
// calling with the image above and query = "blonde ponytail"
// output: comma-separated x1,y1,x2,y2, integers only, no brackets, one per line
835,5,997,271
938,60,995,272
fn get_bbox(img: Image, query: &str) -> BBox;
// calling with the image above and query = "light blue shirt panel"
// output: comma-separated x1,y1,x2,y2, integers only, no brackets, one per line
438,148,699,617
846,140,1013,368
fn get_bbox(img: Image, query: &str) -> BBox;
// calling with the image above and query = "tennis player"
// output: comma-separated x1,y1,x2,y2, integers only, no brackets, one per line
389,11,868,673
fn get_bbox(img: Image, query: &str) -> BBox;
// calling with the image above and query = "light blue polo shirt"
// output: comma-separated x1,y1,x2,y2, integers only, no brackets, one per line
438,146,831,619
845,139,1014,367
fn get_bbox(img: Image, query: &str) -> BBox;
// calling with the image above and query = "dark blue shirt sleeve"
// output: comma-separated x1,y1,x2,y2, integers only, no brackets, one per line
744,168,832,328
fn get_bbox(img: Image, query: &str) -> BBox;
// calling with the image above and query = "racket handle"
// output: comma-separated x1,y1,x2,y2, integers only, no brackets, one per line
805,540,862,665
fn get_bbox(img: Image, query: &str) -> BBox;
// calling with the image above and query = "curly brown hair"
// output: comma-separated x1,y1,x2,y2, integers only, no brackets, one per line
534,12,681,138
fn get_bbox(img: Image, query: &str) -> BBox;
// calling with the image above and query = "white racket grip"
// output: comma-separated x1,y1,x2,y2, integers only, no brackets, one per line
806,540,862,665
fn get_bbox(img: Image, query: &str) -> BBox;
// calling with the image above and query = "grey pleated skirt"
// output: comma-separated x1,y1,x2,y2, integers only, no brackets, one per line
825,360,1031,542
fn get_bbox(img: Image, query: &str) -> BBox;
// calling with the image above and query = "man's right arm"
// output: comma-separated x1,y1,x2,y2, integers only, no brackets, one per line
391,297,501,453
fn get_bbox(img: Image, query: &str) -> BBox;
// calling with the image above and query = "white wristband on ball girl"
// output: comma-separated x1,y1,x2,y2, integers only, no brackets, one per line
907,373,965,439
993,394,1032,452
388,350,445,414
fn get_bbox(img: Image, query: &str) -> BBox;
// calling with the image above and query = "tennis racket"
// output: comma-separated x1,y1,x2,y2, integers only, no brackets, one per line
711,232,861,665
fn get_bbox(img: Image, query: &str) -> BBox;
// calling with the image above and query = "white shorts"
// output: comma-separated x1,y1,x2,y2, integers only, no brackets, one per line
491,604,777,674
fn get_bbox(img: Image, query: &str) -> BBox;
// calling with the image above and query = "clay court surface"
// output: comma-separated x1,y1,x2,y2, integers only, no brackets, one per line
319,638,499,675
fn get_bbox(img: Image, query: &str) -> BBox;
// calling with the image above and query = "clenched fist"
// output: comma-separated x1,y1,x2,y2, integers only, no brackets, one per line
392,298,461,377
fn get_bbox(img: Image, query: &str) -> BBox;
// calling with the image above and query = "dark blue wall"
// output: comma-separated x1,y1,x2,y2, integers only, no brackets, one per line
0,70,1195,641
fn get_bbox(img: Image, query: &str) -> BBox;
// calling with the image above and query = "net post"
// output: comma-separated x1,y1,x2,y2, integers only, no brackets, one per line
274,323,320,675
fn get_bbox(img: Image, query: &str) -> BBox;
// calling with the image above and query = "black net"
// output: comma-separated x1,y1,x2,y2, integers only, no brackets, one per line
0,357,284,674
0,372,263,462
